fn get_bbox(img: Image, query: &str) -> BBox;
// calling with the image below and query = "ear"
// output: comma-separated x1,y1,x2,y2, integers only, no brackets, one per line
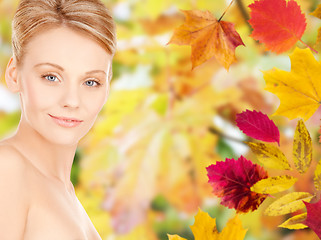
5,56,21,93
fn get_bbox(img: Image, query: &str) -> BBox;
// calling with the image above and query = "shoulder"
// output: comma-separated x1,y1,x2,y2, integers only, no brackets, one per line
0,142,30,197
0,143,30,238
0,143,29,175
0,142,30,198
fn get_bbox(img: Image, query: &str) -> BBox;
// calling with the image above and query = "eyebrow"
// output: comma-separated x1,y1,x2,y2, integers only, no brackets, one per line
33,62,107,76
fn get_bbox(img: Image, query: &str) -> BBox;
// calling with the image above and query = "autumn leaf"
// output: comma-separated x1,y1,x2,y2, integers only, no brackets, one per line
251,175,297,194
236,110,280,145
293,119,312,174
168,9,244,70
218,214,247,240
168,235,186,240
206,156,268,213
279,213,308,230
263,47,321,121
248,0,307,54
246,142,291,170
168,208,247,240
190,208,220,239
264,192,314,216
303,200,321,238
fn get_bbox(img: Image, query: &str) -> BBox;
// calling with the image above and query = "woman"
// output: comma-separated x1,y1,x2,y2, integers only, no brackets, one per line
0,0,116,239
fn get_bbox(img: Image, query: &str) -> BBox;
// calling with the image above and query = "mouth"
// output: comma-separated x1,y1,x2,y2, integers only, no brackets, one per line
48,114,83,122
48,114,83,123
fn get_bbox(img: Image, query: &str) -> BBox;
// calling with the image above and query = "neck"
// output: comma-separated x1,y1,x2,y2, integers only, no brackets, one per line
9,116,77,186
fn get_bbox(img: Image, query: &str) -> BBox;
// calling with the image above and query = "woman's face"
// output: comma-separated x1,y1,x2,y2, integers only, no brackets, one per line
15,26,113,146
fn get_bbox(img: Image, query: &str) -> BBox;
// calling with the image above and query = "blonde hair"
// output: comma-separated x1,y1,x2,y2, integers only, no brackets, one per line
12,0,116,65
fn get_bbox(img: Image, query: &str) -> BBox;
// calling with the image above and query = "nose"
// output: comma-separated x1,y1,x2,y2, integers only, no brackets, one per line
61,82,80,108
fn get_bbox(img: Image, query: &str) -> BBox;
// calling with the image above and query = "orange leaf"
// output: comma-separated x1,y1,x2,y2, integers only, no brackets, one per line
168,9,244,70
248,0,307,54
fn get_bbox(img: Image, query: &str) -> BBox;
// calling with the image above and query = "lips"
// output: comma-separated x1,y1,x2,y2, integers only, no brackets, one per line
49,114,84,128
48,114,83,122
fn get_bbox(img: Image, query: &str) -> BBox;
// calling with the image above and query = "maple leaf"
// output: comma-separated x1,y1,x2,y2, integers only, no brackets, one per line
263,47,321,121
248,0,307,54
168,9,244,70
167,208,247,240
303,200,321,239
206,156,268,213
236,109,280,145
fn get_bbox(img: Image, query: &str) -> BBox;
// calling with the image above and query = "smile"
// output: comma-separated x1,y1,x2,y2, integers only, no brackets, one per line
49,114,83,128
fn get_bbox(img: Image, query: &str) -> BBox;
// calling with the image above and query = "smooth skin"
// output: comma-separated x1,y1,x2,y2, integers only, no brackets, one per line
0,26,112,239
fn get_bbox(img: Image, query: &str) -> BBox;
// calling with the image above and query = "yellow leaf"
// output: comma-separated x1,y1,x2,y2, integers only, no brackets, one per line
311,4,321,18
246,142,291,170
314,159,321,190
293,119,312,173
251,175,297,194
168,209,247,240
190,208,220,239
278,213,308,230
167,234,187,240
263,47,321,121
219,215,247,240
264,192,314,216
168,9,244,70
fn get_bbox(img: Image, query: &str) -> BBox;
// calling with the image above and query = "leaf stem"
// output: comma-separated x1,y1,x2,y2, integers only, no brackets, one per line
218,0,235,22
299,39,318,54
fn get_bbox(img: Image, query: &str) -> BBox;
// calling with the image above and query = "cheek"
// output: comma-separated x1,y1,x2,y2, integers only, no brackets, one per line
23,79,57,110
82,89,108,117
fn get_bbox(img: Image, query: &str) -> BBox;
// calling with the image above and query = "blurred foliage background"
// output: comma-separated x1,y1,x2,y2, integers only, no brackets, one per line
1,0,321,239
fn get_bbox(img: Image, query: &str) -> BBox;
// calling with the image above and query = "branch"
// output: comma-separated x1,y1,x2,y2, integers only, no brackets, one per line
208,126,248,145
235,0,252,31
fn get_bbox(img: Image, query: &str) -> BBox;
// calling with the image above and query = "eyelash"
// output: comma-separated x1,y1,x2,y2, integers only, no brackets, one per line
41,74,102,88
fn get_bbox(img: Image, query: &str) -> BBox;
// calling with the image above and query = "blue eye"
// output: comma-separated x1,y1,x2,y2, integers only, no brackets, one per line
85,80,100,87
43,75,58,82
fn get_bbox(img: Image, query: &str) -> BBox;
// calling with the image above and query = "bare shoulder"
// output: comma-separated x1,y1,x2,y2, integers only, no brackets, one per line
0,141,30,199
0,142,30,239
0,142,29,171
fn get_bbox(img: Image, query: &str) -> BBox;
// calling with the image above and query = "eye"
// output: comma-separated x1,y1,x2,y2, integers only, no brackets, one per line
85,80,101,87
42,74,58,82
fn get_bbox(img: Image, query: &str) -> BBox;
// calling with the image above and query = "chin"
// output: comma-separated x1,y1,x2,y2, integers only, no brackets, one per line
37,125,89,146
44,132,81,146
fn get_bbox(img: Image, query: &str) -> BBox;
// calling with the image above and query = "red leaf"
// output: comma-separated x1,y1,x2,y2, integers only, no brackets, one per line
248,0,306,54
303,200,321,238
206,156,268,213
236,110,280,145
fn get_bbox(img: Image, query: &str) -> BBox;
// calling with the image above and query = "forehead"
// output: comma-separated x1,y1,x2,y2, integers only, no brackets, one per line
21,26,112,72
